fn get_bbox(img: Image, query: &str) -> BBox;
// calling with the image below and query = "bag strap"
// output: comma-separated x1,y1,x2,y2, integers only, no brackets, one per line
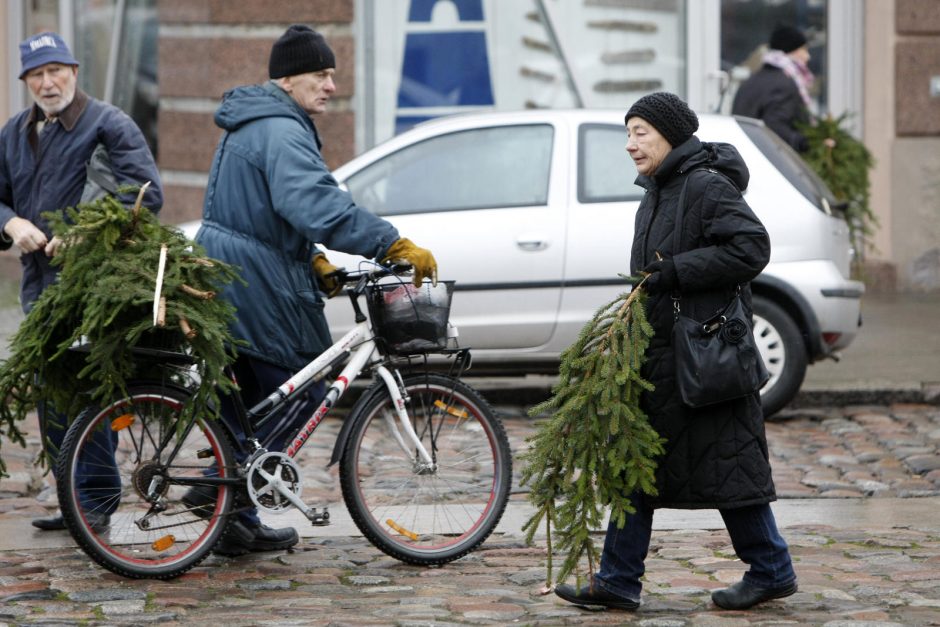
670,167,740,319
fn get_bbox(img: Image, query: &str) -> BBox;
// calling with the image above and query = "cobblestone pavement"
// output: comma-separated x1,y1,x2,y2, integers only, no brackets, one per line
1,402,940,625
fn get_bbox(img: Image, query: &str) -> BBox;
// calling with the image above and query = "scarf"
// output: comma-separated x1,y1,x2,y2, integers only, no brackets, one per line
762,49,815,111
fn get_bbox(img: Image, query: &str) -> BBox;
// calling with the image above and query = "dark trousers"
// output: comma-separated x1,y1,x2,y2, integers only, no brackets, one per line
594,492,796,601
39,399,120,515
219,355,326,526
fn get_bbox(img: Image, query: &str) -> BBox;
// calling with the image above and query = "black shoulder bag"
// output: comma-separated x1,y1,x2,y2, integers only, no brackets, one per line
670,170,770,408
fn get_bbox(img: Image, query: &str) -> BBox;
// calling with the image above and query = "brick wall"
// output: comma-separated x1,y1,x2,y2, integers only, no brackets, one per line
895,0,940,135
157,0,357,225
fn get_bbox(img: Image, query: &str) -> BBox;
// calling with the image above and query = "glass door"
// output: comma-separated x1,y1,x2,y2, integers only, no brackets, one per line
719,0,829,116
358,0,690,148
12,0,158,154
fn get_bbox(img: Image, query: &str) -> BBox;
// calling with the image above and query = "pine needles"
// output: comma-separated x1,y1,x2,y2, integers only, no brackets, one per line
519,280,664,588
800,113,877,262
0,190,241,475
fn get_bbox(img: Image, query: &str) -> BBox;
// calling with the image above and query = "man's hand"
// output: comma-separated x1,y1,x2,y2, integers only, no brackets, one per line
44,236,64,258
381,238,438,287
4,217,48,253
312,253,344,298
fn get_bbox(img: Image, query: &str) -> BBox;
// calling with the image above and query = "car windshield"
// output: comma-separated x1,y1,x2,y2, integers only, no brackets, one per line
737,117,841,214
345,124,554,216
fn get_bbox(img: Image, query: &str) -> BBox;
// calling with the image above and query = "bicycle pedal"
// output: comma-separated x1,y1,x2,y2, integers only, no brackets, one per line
306,508,330,526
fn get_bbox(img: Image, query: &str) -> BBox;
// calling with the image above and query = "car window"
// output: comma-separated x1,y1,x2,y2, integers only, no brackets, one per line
736,117,839,212
345,124,554,216
578,123,645,203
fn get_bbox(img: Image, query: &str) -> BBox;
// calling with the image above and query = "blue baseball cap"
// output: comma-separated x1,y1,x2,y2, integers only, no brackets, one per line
19,32,79,79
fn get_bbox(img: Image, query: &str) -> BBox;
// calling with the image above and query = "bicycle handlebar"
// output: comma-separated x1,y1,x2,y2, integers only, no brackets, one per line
327,263,414,297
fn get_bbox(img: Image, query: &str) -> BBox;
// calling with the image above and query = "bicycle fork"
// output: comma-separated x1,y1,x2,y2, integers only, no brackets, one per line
375,366,436,472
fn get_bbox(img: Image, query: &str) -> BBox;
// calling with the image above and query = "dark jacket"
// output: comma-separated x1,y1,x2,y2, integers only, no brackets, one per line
197,82,400,371
0,90,163,311
631,137,774,509
732,64,809,152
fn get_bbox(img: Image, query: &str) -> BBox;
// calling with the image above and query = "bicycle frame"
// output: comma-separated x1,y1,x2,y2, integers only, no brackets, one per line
232,318,435,465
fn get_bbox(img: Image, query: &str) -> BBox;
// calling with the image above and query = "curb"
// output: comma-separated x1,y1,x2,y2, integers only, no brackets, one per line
469,381,940,411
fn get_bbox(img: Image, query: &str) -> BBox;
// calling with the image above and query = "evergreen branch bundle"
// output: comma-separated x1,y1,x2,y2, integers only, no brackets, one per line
0,191,241,475
800,113,877,259
519,281,665,588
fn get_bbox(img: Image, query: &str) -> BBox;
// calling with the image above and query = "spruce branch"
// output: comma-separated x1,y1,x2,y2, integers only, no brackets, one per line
0,193,242,476
799,113,877,266
520,277,664,589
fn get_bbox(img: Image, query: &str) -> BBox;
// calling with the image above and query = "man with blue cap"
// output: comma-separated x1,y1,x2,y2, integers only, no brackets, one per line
0,31,163,531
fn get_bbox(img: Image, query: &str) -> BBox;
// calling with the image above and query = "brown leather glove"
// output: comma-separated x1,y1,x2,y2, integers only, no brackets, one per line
312,253,343,298
381,238,438,287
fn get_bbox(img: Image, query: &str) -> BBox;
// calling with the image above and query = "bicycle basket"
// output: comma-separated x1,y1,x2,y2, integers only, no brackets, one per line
366,280,454,355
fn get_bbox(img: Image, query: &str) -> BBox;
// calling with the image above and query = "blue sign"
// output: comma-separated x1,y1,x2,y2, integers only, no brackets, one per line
396,0,493,134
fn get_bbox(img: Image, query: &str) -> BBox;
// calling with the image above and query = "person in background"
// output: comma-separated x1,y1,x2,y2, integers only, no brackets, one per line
0,31,163,531
732,24,814,152
190,24,437,556
554,92,797,612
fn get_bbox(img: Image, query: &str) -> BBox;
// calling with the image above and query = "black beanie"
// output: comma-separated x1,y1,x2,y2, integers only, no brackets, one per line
269,24,335,79
624,92,699,149
769,24,807,53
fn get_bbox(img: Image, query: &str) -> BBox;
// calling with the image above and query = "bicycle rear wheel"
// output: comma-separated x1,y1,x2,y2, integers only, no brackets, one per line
340,373,512,565
56,384,237,579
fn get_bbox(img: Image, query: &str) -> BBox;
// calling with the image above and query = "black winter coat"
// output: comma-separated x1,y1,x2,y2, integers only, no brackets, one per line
732,64,809,152
631,137,775,510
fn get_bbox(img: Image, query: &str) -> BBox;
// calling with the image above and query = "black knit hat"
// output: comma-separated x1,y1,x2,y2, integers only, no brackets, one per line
624,92,699,149
269,25,335,79
769,24,807,53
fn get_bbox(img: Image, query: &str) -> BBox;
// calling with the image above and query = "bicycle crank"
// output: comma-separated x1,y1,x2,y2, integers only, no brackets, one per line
246,451,304,514
244,451,331,525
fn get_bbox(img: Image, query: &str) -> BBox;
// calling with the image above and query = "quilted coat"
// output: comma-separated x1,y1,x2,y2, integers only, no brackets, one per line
630,136,775,509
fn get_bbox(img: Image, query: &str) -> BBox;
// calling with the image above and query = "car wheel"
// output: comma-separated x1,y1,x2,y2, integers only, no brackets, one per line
752,296,807,417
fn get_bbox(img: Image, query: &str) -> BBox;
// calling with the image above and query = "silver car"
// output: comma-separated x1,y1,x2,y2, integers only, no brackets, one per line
321,110,863,417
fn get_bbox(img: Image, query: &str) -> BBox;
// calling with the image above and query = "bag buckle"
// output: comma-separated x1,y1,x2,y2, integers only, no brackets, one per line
702,314,726,335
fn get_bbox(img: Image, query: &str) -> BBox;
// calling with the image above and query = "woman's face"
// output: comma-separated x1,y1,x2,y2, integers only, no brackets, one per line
788,45,811,66
625,117,672,176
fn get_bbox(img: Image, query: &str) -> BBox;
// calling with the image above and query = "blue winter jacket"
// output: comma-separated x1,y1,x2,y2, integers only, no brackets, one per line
197,82,400,371
0,90,163,310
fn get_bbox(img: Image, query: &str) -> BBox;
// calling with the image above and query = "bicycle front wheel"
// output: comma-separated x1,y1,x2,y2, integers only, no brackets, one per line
56,384,237,579
340,373,512,565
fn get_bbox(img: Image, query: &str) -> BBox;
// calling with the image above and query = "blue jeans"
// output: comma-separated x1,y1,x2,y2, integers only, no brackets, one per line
594,492,796,600
219,355,326,527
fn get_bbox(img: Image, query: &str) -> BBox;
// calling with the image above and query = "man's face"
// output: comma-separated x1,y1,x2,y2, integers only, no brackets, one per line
625,117,672,176
24,63,78,116
285,69,336,115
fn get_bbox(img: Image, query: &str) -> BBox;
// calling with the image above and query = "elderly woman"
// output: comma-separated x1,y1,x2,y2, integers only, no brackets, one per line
554,92,797,612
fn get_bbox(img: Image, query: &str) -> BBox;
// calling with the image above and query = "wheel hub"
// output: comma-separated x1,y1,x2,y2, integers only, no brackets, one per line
132,461,168,501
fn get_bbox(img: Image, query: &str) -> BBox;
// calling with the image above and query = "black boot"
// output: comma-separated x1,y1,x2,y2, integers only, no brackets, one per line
181,485,218,519
712,579,798,610
213,519,299,557
31,514,66,531
554,582,639,611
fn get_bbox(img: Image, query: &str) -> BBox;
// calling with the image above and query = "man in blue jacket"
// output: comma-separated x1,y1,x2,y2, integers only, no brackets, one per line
0,31,163,531
194,24,437,556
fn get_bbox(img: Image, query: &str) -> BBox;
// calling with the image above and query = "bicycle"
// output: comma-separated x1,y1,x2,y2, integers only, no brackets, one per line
54,265,513,579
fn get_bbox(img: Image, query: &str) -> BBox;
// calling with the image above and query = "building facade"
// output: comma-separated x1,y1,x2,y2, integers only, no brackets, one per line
2,0,939,291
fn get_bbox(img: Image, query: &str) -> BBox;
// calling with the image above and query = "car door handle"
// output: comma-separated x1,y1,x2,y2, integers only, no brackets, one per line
516,235,549,251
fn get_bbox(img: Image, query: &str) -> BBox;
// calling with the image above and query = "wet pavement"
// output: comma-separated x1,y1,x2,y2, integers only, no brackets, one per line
2,400,940,626
1,293,940,624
